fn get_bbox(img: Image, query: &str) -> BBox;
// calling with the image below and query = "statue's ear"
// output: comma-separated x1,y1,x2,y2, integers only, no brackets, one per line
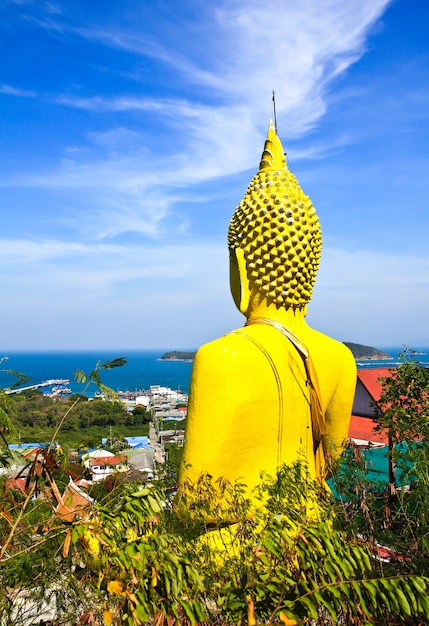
235,247,251,315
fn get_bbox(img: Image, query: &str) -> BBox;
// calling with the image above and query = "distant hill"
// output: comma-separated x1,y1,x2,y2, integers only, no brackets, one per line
160,351,195,362
343,342,392,360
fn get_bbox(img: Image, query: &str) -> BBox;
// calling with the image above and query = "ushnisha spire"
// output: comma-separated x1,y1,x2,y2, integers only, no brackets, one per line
228,122,322,309
259,119,286,171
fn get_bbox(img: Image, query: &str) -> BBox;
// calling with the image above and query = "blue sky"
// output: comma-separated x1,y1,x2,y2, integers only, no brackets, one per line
1,0,428,351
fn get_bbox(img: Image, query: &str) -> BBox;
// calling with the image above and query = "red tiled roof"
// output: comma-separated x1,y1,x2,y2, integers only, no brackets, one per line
6,477,28,494
348,414,388,445
357,368,393,402
90,455,126,466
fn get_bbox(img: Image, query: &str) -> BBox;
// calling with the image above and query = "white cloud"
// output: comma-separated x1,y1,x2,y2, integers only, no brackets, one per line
0,84,36,97
0,236,227,295
0,1,395,246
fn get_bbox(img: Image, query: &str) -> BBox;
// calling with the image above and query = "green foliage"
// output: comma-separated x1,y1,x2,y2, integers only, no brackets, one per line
132,405,151,423
3,454,429,625
330,349,429,598
0,399,17,468
0,355,31,391
0,448,100,624
65,465,429,626
375,348,429,443
0,360,22,467
74,356,127,402
6,393,140,447
373,350,429,563
154,442,183,494
0,357,131,623
0,357,132,447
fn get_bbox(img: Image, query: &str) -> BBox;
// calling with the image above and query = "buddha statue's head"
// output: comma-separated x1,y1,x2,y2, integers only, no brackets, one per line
228,122,322,315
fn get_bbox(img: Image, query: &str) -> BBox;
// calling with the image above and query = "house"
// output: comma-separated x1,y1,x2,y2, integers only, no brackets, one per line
88,455,128,481
352,368,392,418
348,368,392,446
81,449,129,481
158,429,185,446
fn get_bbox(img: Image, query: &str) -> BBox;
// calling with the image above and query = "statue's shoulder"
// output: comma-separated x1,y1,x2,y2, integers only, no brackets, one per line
191,330,277,399
306,328,356,369
195,328,254,360
193,327,270,369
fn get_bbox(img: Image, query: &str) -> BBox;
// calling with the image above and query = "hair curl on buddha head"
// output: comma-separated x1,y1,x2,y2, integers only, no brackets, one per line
228,122,322,309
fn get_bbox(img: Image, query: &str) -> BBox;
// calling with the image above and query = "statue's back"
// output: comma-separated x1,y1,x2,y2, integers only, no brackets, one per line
178,121,356,519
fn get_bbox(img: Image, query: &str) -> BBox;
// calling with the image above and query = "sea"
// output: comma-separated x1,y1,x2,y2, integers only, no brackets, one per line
0,346,428,398
354,346,429,371
0,350,194,397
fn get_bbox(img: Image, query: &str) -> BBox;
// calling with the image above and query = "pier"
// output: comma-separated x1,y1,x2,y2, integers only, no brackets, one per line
5,379,70,395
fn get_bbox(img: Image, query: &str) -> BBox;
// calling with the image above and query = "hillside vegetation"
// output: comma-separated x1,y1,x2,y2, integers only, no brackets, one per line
160,351,195,361
5,391,150,448
343,341,392,360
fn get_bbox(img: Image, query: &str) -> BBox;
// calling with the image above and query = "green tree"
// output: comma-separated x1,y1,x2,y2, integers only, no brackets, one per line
332,349,429,582
373,349,429,565
376,349,429,445
132,405,151,423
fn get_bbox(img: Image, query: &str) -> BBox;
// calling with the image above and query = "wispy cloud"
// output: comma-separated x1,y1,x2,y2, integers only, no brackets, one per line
0,237,227,289
16,0,393,126
0,84,36,97
2,0,395,200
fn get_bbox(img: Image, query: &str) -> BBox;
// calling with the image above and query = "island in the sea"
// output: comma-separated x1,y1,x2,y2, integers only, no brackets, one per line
343,342,392,360
160,351,196,362
161,343,392,363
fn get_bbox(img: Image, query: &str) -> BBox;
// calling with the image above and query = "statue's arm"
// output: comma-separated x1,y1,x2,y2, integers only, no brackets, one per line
180,337,248,483
179,334,268,485
323,345,357,461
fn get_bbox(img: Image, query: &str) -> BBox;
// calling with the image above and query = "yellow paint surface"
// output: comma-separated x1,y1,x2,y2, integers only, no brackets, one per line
178,122,356,517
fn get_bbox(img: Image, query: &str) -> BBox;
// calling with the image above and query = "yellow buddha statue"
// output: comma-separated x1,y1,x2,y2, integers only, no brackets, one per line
178,121,356,517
